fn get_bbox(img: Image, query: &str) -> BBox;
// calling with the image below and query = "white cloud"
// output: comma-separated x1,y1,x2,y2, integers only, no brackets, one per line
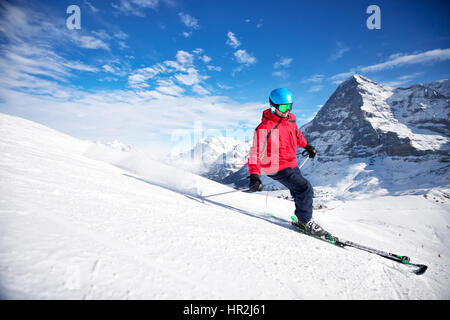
128,64,167,88
102,64,119,74
164,60,185,72
178,12,200,29
91,30,112,40
193,48,204,55
112,0,160,17
207,65,222,72
84,0,99,13
381,72,424,88
71,34,110,50
175,67,203,86
0,1,109,52
302,74,325,83
329,70,358,84
90,30,129,50
201,55,212,63
330,42,350,61
217,83,232,89
63,61,99,73
234,49,256,65
114,30,129,40
0,41,99,91
273,57,293,69
329,48,450,84
192,84,210,95
156,79,185,96
118,41,128,50
360,48,450,72
308,85,323,93
176,50,194,65
226,32,241,49
272,71,289,79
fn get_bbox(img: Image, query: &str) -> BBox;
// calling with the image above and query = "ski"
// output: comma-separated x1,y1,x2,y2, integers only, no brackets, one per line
289,216,428,275
338,239,428,275
290,216,345,248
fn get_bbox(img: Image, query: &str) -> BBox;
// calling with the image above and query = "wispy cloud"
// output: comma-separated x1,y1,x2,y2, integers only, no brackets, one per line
226,32,241,49
114,30,129,40
0,2,109,96
272,57,293,79
330,42,350,61
381,72,424,88
71,34,110,50
360,48,450,72
155,79,185,96
234,49,256,65
227,32,256,75
207,65,222,72
127,49,211,95
329,48,450,84
111,0,160,17
302,74,325,83
175,68,205,86
272,71,289,79
308,85,323,93
84,0,99,13
178,12,199,38
178,12,200,30
128,64,167,88
273,57,293,69
175,50,194,65
201,55,212,63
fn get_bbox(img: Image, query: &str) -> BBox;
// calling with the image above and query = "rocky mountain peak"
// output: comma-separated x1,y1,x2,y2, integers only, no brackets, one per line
301,75,449,160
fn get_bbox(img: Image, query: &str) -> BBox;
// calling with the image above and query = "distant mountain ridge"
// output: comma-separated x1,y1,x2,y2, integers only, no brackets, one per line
168,135,250,180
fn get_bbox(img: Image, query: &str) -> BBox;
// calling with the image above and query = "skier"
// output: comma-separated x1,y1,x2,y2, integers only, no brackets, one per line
247,88,328,237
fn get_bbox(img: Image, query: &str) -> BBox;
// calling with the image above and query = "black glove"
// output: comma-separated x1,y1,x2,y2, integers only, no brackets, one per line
304,144,316,159
248,174,263,192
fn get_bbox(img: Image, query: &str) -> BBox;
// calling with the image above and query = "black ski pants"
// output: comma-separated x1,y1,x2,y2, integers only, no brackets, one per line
268,166,313,223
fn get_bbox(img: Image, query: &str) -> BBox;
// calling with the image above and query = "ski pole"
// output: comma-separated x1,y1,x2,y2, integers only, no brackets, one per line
204,156,309,199
202,188,250,198
298,156,309,169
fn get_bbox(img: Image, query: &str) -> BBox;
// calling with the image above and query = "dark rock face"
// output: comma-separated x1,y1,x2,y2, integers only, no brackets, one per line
301,75,449,161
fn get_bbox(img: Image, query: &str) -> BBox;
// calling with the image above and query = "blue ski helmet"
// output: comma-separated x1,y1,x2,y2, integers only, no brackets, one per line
269,88,294,113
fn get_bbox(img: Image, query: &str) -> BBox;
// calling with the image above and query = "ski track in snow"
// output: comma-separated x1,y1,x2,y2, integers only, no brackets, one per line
0,113,449,299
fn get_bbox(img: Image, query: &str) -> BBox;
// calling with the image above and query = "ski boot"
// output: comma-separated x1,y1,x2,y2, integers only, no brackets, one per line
294,219,333,240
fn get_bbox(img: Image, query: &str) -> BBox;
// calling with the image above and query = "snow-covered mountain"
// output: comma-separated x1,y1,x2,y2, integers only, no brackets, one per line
169,135,250,181
302,74,448,160
1,111,450,299
425,79,450,98
223,75,449,197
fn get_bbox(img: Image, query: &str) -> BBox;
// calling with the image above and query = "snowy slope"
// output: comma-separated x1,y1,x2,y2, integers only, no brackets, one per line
0,112,449,299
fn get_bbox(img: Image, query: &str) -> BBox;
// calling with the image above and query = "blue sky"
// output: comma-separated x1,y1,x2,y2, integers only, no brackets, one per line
0,0,449,152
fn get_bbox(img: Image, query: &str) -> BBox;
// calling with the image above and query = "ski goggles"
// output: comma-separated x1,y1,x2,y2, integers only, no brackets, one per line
275,103,292,112
270,98,293,113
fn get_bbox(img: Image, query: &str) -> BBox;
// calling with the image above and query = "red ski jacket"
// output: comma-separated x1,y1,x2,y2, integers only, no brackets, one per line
248,109,308,175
